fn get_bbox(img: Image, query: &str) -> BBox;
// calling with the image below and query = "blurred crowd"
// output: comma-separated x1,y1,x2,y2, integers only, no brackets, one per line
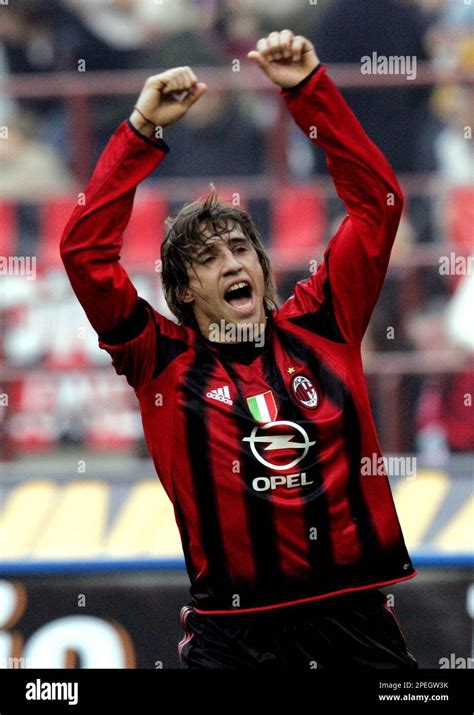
1,0,472,185
0,0,472,458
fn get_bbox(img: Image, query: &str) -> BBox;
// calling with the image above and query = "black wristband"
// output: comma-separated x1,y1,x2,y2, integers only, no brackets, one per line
127,119,170,153
282,63,323,93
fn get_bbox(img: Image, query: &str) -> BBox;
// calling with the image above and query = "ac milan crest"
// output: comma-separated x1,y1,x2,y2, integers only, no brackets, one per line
291,374,319,409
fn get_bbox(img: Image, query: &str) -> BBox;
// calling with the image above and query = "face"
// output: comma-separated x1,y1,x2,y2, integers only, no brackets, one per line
181,222,266,342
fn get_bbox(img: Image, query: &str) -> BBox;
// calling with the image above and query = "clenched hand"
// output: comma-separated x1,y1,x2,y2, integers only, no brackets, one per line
248,30,319,89
130,67,208,137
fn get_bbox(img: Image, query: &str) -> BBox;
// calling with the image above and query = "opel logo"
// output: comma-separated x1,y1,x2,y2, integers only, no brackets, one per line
242,420,316,471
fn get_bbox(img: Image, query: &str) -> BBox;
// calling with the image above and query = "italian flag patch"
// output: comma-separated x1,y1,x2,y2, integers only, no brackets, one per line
246,391,278,424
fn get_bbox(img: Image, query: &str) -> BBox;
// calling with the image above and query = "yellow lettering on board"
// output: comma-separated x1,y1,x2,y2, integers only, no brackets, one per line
33,481,108,558
0,481,57,558
105,481,181,558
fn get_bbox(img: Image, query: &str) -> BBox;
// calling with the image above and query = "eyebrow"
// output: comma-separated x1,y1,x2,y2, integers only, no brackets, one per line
195,236,249,258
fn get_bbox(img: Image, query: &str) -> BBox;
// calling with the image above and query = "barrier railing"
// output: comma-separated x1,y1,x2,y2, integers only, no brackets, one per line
1,62,472,181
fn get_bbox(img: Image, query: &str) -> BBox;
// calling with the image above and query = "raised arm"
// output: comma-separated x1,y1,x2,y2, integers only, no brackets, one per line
248,31,404,343
60,67,208,335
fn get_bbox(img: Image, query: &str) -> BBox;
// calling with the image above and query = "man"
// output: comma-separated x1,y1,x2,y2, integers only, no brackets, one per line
61,30,417,670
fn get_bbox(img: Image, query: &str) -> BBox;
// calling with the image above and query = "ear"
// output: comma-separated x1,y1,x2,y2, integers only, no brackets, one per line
181,286,195,304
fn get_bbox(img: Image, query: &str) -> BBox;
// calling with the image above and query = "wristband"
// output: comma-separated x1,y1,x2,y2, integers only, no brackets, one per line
133,105,155,126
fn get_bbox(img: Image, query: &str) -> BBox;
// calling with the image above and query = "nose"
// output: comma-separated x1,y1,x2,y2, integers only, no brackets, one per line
221,246,244,274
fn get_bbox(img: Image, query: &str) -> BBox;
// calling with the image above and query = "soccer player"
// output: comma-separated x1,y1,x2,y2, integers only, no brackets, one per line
61,30,418,670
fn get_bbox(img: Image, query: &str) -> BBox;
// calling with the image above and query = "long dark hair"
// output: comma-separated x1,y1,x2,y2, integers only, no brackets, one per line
161,186,278,325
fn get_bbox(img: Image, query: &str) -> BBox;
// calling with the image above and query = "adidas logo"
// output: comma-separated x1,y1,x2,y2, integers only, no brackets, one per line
206,385,233,406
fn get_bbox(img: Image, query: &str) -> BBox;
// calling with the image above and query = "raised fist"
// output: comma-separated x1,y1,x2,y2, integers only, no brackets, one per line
248,30,319,89
130,66,208,135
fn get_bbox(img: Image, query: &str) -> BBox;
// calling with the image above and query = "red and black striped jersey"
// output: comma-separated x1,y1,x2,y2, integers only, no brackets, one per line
61,64,416,614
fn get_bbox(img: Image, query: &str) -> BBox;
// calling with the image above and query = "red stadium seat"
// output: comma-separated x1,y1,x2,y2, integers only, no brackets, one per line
448,186,474,252
271,185,324,268
40,192,168,271
7,376,56,450
121,190,168,269
0,201,17,257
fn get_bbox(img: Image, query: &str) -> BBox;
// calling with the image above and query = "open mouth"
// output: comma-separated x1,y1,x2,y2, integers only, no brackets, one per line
224,280,254,311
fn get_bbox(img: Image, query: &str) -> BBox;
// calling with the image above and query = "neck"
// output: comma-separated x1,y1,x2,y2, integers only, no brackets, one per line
199,319,272,365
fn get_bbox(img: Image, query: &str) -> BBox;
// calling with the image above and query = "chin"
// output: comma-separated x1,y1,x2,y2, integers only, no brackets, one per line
225,305,264,325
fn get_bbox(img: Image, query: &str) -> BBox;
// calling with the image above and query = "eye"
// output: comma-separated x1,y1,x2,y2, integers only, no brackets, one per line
234,246,248,254
202,255,216,264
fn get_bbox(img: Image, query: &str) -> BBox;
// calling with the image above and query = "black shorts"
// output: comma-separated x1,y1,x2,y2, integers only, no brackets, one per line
178,589,418,670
